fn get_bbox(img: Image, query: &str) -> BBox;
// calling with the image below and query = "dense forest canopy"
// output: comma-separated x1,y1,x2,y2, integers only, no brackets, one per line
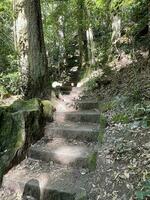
0,0,149,97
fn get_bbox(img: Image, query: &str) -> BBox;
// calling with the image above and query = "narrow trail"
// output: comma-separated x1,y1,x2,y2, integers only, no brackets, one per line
2,85,100,199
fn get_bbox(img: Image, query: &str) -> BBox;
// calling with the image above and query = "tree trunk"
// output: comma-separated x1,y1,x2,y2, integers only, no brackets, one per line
86,27,95,66
13,0,48,98
77,0,88,68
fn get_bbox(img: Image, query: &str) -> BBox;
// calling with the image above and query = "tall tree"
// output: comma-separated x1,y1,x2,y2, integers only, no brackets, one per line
76,0,88,68
13,0,48,98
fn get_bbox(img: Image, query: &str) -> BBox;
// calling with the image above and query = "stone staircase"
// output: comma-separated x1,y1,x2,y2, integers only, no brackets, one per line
2,86,100,200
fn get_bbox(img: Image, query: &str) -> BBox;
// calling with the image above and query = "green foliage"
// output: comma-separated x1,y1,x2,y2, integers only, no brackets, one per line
98,129,105,144
0,0,19,96
0,72,21,95
86,77,98,90
135,180,150,200
87,152,97,171
98,114,107,144
100,101,117,112
128,89,143,103
132,103,150,127
112,113,130,124
100,114,107,128
0,0,17,72
0,85,9,99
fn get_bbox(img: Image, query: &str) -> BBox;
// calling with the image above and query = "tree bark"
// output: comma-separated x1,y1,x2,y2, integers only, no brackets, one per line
77,0,88,68
14,0,48,98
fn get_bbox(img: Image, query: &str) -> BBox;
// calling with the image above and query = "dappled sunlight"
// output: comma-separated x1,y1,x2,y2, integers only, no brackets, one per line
42,137,88,165
109,51,133,71
54,99,74,112
53,146,87,165
77,69,103,87
3,159,77,198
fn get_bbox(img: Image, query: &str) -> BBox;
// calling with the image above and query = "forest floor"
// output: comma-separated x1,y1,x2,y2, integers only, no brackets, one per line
91,99,150,199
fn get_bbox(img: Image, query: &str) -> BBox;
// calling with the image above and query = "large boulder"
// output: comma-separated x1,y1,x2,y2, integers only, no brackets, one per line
0,98,47,184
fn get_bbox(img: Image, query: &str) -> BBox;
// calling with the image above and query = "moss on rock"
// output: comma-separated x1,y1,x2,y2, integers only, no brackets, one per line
75,190,87,200
8,98,41,113
41,100,54,121
0,98,46,184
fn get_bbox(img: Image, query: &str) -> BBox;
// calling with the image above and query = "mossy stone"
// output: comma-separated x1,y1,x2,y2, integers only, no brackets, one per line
41,100,54,120
0,98,45,184
8,98,41,113
75,190,87,200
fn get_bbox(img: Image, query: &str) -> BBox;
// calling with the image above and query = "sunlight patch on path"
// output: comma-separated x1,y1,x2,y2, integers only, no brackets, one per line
53,146,87,165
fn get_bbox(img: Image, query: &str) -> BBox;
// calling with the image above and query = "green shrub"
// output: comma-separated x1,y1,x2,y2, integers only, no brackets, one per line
0,85,9,99
100,101,116,112
0,72,21,95
86,77,98,90
98,114,107,144
112,113,130,124
135,180,150,200
87,152,97,171
128,89,143,103
100,114,107,128
98,129,105,144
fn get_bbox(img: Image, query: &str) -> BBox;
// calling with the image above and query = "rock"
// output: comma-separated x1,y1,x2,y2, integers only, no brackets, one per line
144,142,150,149
41,100,55,121
22,179,40,200
0,98,45,184
75,189,87,200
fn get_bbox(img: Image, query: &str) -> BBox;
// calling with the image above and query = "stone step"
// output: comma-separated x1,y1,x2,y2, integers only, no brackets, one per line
60,93,99,104
54,111,100,123
60,88,84,96
60,90,71,95
3,159,89,200
28,138,97,169
76,100,98,110
54,99,98,112
60,86,72,92
60,86,82,91
59,96,98,104
54,99,75,112
59,94,80,102
45,122,100,142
